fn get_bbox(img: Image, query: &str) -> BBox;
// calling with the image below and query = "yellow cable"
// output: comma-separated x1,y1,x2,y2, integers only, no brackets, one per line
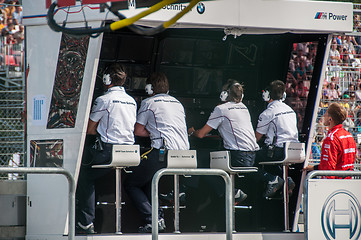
110,0,178,31
141,147,153,160
163,0,201,29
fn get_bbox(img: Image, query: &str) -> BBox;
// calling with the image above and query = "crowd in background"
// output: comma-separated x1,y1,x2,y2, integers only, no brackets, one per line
0,0,23,44
312,17,361,164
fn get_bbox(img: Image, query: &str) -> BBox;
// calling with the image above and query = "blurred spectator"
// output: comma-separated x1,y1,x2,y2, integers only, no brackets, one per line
294,60,307,80
326,82,341,100
12,5,21,25
329,39,341,66
1,22,14,36
4,0,15,23
355,82,361,101
13,23,23,43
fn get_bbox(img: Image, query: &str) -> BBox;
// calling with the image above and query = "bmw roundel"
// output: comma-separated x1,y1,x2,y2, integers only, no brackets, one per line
197,2,205,14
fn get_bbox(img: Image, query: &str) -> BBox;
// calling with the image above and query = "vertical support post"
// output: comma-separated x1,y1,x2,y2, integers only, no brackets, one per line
115,167,122,234
174,174,180,233
283,164,289,232
230,174,236,233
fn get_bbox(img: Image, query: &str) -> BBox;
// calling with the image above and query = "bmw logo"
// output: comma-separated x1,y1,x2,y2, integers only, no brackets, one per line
197,2,205,14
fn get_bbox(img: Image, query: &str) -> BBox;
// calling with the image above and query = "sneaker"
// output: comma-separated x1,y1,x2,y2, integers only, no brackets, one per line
159,191,186,204
76,222,96,234
264,176,284,198
138,219,166,233
234,189,247,205
287,177,296,195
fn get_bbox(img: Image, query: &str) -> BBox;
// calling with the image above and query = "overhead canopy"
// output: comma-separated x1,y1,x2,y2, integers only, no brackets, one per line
25,0,353,34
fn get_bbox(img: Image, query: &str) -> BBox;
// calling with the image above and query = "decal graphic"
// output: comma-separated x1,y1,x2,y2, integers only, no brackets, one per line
47,34,90,129
321,190,361,240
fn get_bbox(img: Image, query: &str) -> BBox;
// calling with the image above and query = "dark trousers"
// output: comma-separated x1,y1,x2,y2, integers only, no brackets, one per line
76,143,113,226
255,146,285,182
124,148,166,224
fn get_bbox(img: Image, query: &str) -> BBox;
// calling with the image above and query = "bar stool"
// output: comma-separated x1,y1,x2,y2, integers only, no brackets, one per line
166,149,197,233
210,151,258,232
258,142,305,232
93,144,140,234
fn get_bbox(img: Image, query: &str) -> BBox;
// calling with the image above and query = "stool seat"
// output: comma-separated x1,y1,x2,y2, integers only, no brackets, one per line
167,150,197,168
210,151,258,174
210,150,257,232
91,144,140,234
164,149,197,233
258,142,305,165
258,141,306,232
92,145,140,168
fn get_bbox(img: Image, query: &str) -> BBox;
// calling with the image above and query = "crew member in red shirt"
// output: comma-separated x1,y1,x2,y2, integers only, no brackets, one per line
304,102,356,178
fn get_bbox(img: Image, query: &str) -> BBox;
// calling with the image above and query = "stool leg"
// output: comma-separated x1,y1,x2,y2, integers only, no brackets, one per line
231,174,236,233
283,165,289,232
174,174,181,233
115,167,122,234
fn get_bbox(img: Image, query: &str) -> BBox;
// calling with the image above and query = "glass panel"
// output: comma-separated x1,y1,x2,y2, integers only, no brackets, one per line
285,41,318,132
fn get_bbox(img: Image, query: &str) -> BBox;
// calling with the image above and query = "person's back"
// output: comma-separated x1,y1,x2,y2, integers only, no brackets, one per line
257,100,298,147
210,101,258,151
319,124,356,172
138,93,188,150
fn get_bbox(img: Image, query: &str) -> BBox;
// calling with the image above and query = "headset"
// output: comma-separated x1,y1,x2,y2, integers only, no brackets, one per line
103,73,112,86
145,83,153,95
219,82,244,102
262,89,286,102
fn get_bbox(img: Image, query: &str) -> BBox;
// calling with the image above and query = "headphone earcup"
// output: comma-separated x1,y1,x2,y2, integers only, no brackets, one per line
282,92,287,101
262,90,270,102
220,90,229,102
145,84,153,95
103,74,112,85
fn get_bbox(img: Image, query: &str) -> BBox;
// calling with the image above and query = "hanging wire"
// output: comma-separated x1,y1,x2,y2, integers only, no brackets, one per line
47,0,202,36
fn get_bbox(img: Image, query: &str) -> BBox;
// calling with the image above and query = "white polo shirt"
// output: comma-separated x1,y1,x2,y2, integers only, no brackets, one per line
90,86,137,144
137,94,189,150
256,100,298,147
206,101,259,151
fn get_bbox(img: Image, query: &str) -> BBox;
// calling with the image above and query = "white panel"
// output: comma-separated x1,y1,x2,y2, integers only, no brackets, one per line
23,0,352,33
307,179,361,240
26,23,102,235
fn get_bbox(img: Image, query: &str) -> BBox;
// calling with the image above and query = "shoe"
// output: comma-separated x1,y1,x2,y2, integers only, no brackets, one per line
234,189,247,205
287,177,296,195
76,222,96,234
264,176,284,198
159,191,186,204
138,219,166,233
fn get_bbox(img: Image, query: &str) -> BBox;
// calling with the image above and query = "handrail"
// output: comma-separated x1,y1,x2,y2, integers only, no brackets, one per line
151,168,233,240
0,167,76,240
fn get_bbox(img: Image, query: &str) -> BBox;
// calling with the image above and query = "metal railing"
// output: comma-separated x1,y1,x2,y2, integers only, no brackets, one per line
151,168,233,240
0,167,76,240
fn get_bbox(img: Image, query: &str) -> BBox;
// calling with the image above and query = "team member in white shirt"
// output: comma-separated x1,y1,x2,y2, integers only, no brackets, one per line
76,64,137,234
124,72,189,233
189,80,259,203
255,80,298,198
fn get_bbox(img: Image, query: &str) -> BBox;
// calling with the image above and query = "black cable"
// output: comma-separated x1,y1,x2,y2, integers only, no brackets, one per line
47,1,111,35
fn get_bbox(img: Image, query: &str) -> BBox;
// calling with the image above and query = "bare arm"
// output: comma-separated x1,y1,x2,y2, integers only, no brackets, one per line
134,123,150,137
255,131,263,142
87,119,98,135
189,124,213,139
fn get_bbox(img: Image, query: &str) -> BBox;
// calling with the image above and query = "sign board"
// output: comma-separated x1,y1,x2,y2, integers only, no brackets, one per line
306,179,361,240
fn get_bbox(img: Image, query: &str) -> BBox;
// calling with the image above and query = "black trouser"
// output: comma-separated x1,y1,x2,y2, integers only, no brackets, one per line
76,143,113,226
255,146,285,182
124,148,166,224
